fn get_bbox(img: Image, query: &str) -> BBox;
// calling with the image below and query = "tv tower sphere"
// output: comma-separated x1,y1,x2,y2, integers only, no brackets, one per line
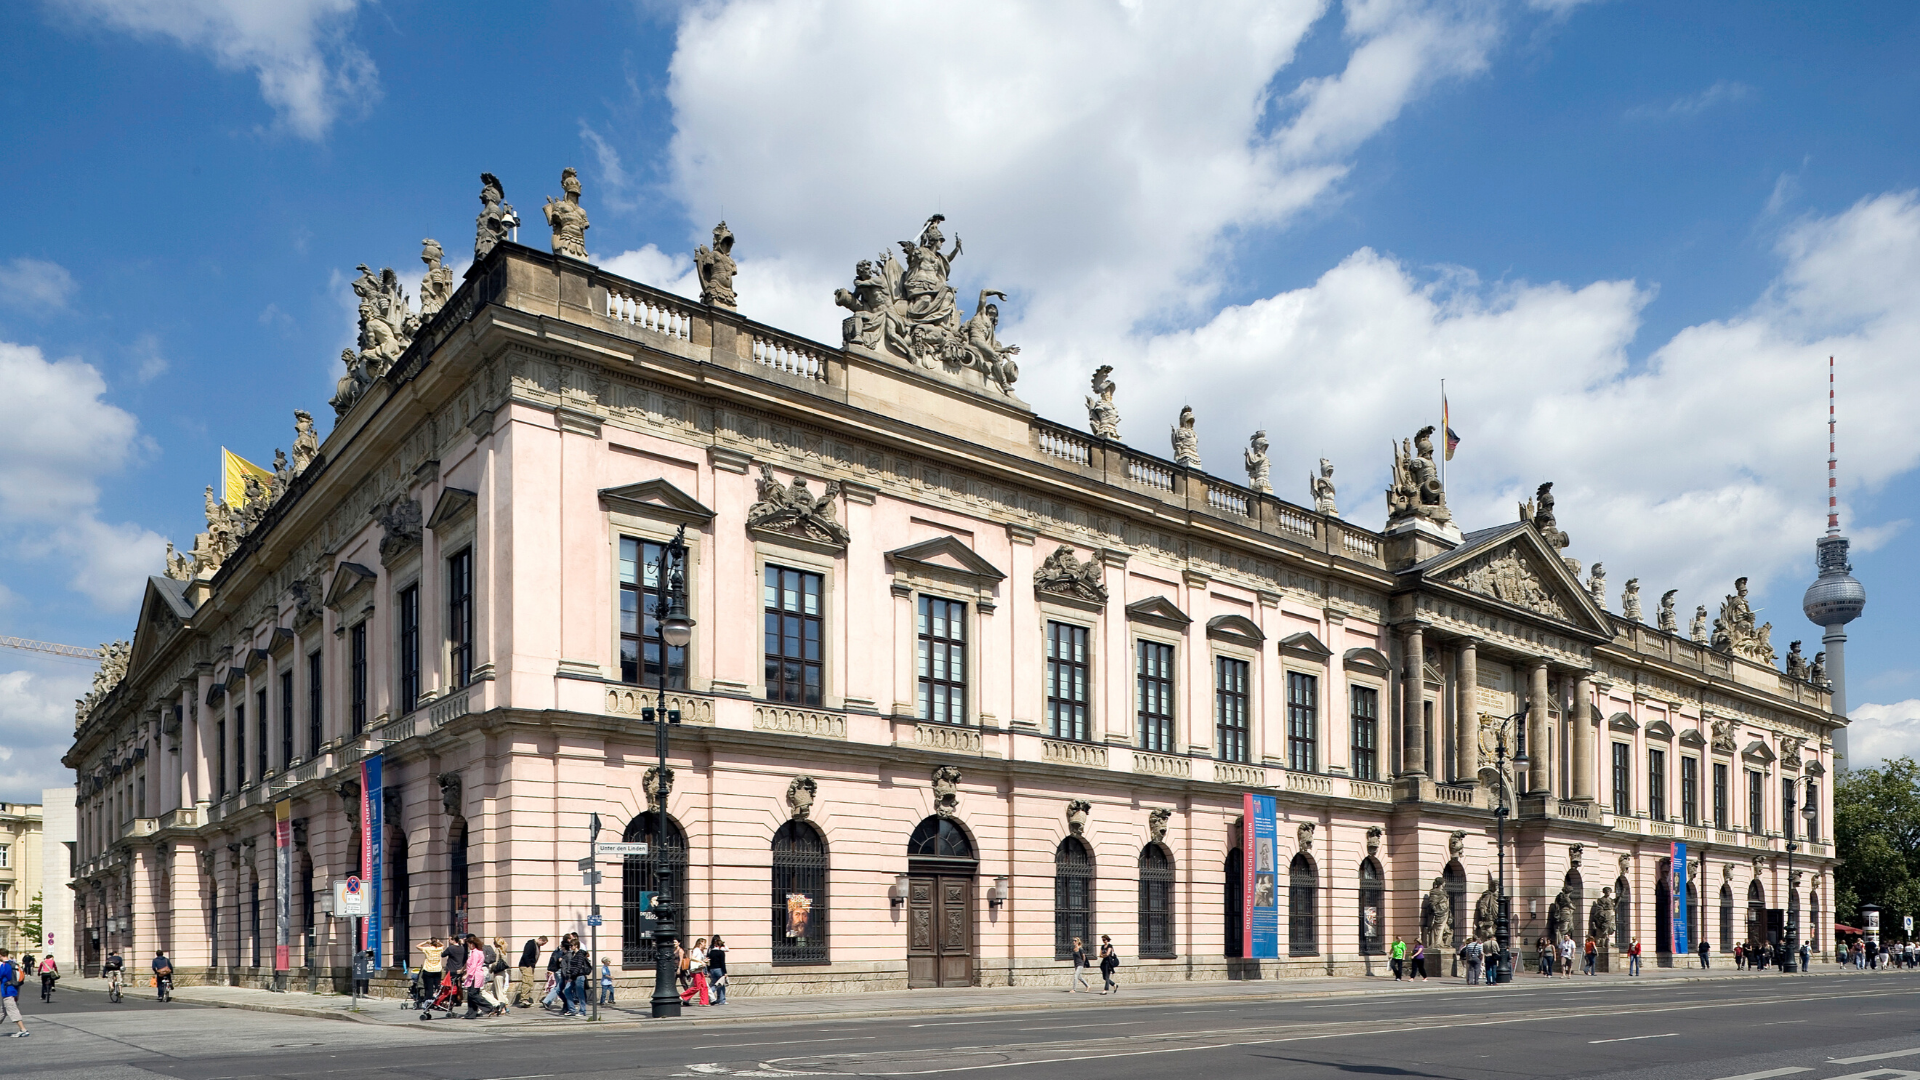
1802,536,1867,627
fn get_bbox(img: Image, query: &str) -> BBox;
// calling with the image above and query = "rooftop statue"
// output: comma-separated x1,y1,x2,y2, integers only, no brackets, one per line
1588,563,1607,610
543,167,590,260
291,410,319,475
1311,458,1339,517
474,172,519,259
418,238,454,318
73,639,132,725
350,263,413,376
694,221,739,309
163,541,192,582
1785,640,1807,679
1691,604,1708,643
1521,482,1578,574
1086,365,1121,439
1658,589,1679,633
269,448,292,503
330,348,374,419
1810,650,1828,687
1244,431,1272,493
1385,425,1451,526
832,214,1021,395
1171,406,1201,469
1718,576,1776,663
1621,578,1642,622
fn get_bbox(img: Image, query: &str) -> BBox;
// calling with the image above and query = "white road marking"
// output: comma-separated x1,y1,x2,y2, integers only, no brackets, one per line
1833,1049,1920,1065
1764,1020,1809,1025
1590,1033,1679,1044
1702,1068,1811,1080
691,1038,875,1049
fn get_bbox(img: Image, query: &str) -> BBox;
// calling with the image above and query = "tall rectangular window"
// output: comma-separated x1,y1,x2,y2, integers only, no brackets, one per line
620,538,688,688
279,671,295,769
917,596,967,724
307,651,324,757
1215,657,1250,764
136,775,145,817
234,704,246,787
764,566,824,706
1612,742,1631,813
1350,686,1379,781
256,688,268,778
1286,672,1317,773
1748,769,1763,832
349,622,368,735
1713,762,1729,829
1647,748,1666,821
1681,756,1698,826
447,547,474,689
1782,778,1796,841
1045,622,1091,742
397,584,421,714
1136,640,1175,753
217,718,228,798
1804,780,1819,840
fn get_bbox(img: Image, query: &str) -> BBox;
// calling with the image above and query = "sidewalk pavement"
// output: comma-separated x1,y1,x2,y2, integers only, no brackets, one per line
62,962,1892,1032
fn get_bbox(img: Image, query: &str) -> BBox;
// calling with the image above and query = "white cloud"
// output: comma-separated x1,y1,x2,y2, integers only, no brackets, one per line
0,257,77,312
59,0,378,140
0,342,164,611
1849,699,1920,768
1626,79,1754,121
0,665,91,803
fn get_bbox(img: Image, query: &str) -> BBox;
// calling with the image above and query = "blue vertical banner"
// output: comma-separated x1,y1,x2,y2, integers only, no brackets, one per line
363,754,384,968
1244,793,1279,959
1671,841,1689,957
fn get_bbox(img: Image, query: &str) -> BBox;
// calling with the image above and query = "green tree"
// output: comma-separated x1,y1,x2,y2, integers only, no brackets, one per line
1835,757,1920,940
20,892,42,946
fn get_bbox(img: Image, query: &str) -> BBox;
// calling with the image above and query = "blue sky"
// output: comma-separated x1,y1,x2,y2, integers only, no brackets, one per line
2,0,1917,799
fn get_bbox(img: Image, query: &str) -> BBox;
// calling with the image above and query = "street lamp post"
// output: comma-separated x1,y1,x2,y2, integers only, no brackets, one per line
648,525,694,1019
1491,704,1529,984
1783,777,1819,973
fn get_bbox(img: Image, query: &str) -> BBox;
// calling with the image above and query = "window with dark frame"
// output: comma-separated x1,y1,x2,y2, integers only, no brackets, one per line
307,651,324,757
1358,858,1384,954
1351,686,1380,781
1053,836,1094,960
1748,768,1763,832
398,584,420,714
1782,778,1796,841
917,595,967,724
1045,621,1091,742
234,703,246,787
1137,640,1175,753
1713,762,1729,830
764,566,824,707
217,718,228,799
1681,756,1699,826
1805,780,1819,840
1289,854,1318,956
620,537,688,688
1215,656,1250,764
1138,844,1175,959
255,688,269,778
1612,742,1631,814
771,821,829,964
447,547,474,689
1286,672,1318,773
279,671,295,770
1648,748,1666,821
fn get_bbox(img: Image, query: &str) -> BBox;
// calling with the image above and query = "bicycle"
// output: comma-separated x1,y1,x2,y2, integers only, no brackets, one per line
108,968,123,1003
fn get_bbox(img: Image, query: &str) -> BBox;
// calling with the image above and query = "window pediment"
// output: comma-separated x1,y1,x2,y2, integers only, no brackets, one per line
1277,631,1332,662
426,487,479,531
324,562,378,613
1742,739,1776,764
1126,596,1191,632
1343,647,1391,677
241,648,271,677
598,478,715,528
1608,711,1638,732
1644,719,1674,740
888,536,1006,589
1207,614,1266,650
1678,727,1706,749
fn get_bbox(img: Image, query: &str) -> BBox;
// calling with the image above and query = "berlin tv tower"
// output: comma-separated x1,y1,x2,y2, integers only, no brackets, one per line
1801,356,1867,772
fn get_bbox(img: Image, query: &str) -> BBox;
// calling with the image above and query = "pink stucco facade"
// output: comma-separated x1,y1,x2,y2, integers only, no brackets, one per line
67,238,1844,994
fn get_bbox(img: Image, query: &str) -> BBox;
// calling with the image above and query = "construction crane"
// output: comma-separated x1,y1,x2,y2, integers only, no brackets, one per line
0,636,103,660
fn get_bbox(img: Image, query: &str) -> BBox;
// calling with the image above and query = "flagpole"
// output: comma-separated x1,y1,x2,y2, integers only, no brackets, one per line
1440,379,1446,489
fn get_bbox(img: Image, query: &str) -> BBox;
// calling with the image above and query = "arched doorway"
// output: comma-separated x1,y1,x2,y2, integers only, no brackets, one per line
621,811,688,969
1747,879,1766,951
1224,849,1244,958
1614,874,1632,951
1359,858,1384,955
1655,860,1672,956
907,815,977,988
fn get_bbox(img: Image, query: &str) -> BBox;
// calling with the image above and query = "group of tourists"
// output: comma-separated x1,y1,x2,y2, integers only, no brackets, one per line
1734,939,1811,970
1064,935,1122,994
413,931,729,1019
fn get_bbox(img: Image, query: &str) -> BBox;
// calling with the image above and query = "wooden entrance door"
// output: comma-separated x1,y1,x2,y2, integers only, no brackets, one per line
907,874,973,987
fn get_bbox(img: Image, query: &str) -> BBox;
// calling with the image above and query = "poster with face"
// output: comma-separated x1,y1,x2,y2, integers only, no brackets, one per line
1254,874,1275,908
786,893,813,940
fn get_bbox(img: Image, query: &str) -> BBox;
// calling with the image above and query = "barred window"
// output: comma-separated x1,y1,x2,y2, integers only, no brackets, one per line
1358,858,1384,955
1224,849,1244,958
1351,686,1379,781
1286,672,1317,773
918,596,967,724
772,821,829,965
1046,622,1091,742
1137,641,1175,753
1289,854,1318,957
1138,844,1175,959
621,813,688,969
764,566,823,706
1054,836,1094,960
621,538,688,688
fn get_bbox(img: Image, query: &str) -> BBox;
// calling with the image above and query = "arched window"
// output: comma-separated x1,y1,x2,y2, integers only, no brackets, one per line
1747,879,1766,948
388,822,410,966
1614,875,1631,951
1139,844,1175,959
449,816,469,937
1289,854,1318,957
1719,883,1734,952
1810,891,1821,952
1444,861,1467,954
772,820,829,964
622,811,688,968
1687,881,1701,953
1359,858,1384,955
1655,860,1672,954
1224,849,1244,958
908,816,976,860
1054,836,1094,960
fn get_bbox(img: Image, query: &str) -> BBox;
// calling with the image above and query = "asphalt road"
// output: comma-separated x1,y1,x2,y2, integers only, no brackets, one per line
7,973,1919,1080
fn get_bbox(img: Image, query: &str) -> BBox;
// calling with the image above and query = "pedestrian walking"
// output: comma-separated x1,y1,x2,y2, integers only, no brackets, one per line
462,934,502,1018
1462,937,1484,985
708,936,728,1006
1628,938,1642,976
1698,938,1711,969
0,948,26,1037
1069,937,1092,993
36,954,57,1002
1537,936,1552,977
680,937,710,1006
489,938,512,1012
417,937,446,1001
565,935,592,1016
152,949,173,1002
1410,940,1427,981
673,938,691,998
1734,942,1745,969
1799,942,1811,971
1583,936,1597,976
1098,935,1120,994
1389,937,1406,980
516,935,546,1008
599,957,615,1005
543,938,569,1011
1559,935,1575,978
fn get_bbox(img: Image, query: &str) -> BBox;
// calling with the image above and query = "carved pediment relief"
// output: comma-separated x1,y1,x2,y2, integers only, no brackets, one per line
1207,614,1265,649
598,478,715,528
1126,595,1191,632
1439,544,1569,621
1033,544,1108,609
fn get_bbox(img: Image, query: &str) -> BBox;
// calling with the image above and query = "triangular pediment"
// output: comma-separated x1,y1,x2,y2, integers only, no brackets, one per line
1742,739,1777,764
324,562,378,612
887,536,1006,588
1125,595,1192,631
1415,522,1611,637
426,487,478,531
1277,631,1332,661
125,576,194,684
598,478,715,526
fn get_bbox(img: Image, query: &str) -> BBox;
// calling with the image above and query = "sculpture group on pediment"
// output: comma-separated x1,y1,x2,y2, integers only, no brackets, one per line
1311,458,1339,517
1086,365,1121,439
1521,482,1578,574
73,639,132,725
1587,563,1606,610
747,464,850,546
543,167,590,259
833,215,1020,394
1386,426,1450,526
1171,407,1201,469
351,263,414,374
374,495,424,565
1779,733,1805,764
474,172,519,259
163,541,193,581
1449,548,1567,620
1622,578,1642,622
1658,589,1679,633
1243,431,1272,493
1034,544,1108,604
1716,576,1776,663
694,221,738,309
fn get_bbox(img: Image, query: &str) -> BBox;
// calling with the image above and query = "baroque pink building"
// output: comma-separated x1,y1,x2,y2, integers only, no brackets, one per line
65,183,1843,993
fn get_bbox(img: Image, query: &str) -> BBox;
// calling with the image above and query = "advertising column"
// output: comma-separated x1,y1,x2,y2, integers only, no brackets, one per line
361,754,384,968
1242,793,1279,959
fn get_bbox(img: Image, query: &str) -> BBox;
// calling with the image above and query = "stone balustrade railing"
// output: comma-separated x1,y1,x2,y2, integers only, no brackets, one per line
1036,427,1092,466
1348,779,1393,802
1647,820,1675,836
914,723,982,753
604,687,716,725
1207,485,1249,517
752,704,847,739
1557,800,1593,821
1127,457,1175,491
751,334,828,382
1274,504,1317,539
428,688,472,729
1341,528,1381,560
1042,738,1109,768
1133,750,1192,778
1435,784,1475,806
1213,762,1265,788
1284,771,1332,795
604,287,693,341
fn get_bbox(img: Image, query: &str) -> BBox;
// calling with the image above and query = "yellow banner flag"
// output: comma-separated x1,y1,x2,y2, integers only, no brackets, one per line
222,447,274,506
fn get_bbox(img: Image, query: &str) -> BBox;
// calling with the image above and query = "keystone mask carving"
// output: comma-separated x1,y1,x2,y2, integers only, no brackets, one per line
932,765,962,817
786,775,818,820
1147,807,1171,843
1066,799,1092,837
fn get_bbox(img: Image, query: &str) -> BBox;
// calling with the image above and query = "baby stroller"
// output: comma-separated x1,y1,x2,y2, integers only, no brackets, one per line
401,966,425,1010
418,976,463,1021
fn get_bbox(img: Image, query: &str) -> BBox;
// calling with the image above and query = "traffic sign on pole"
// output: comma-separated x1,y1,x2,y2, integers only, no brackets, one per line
582,870,603,885
595,842,650,858
577,856,596,871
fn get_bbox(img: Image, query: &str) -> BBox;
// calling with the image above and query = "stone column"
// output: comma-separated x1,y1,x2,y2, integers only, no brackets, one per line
1527,660,1551,795
1401,624,1427,777
1572,671,1596,801
1456,640,1479,782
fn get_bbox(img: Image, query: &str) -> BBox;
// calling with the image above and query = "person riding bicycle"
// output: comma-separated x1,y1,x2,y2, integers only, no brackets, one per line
103,950,125,1001
151,950,173,1002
